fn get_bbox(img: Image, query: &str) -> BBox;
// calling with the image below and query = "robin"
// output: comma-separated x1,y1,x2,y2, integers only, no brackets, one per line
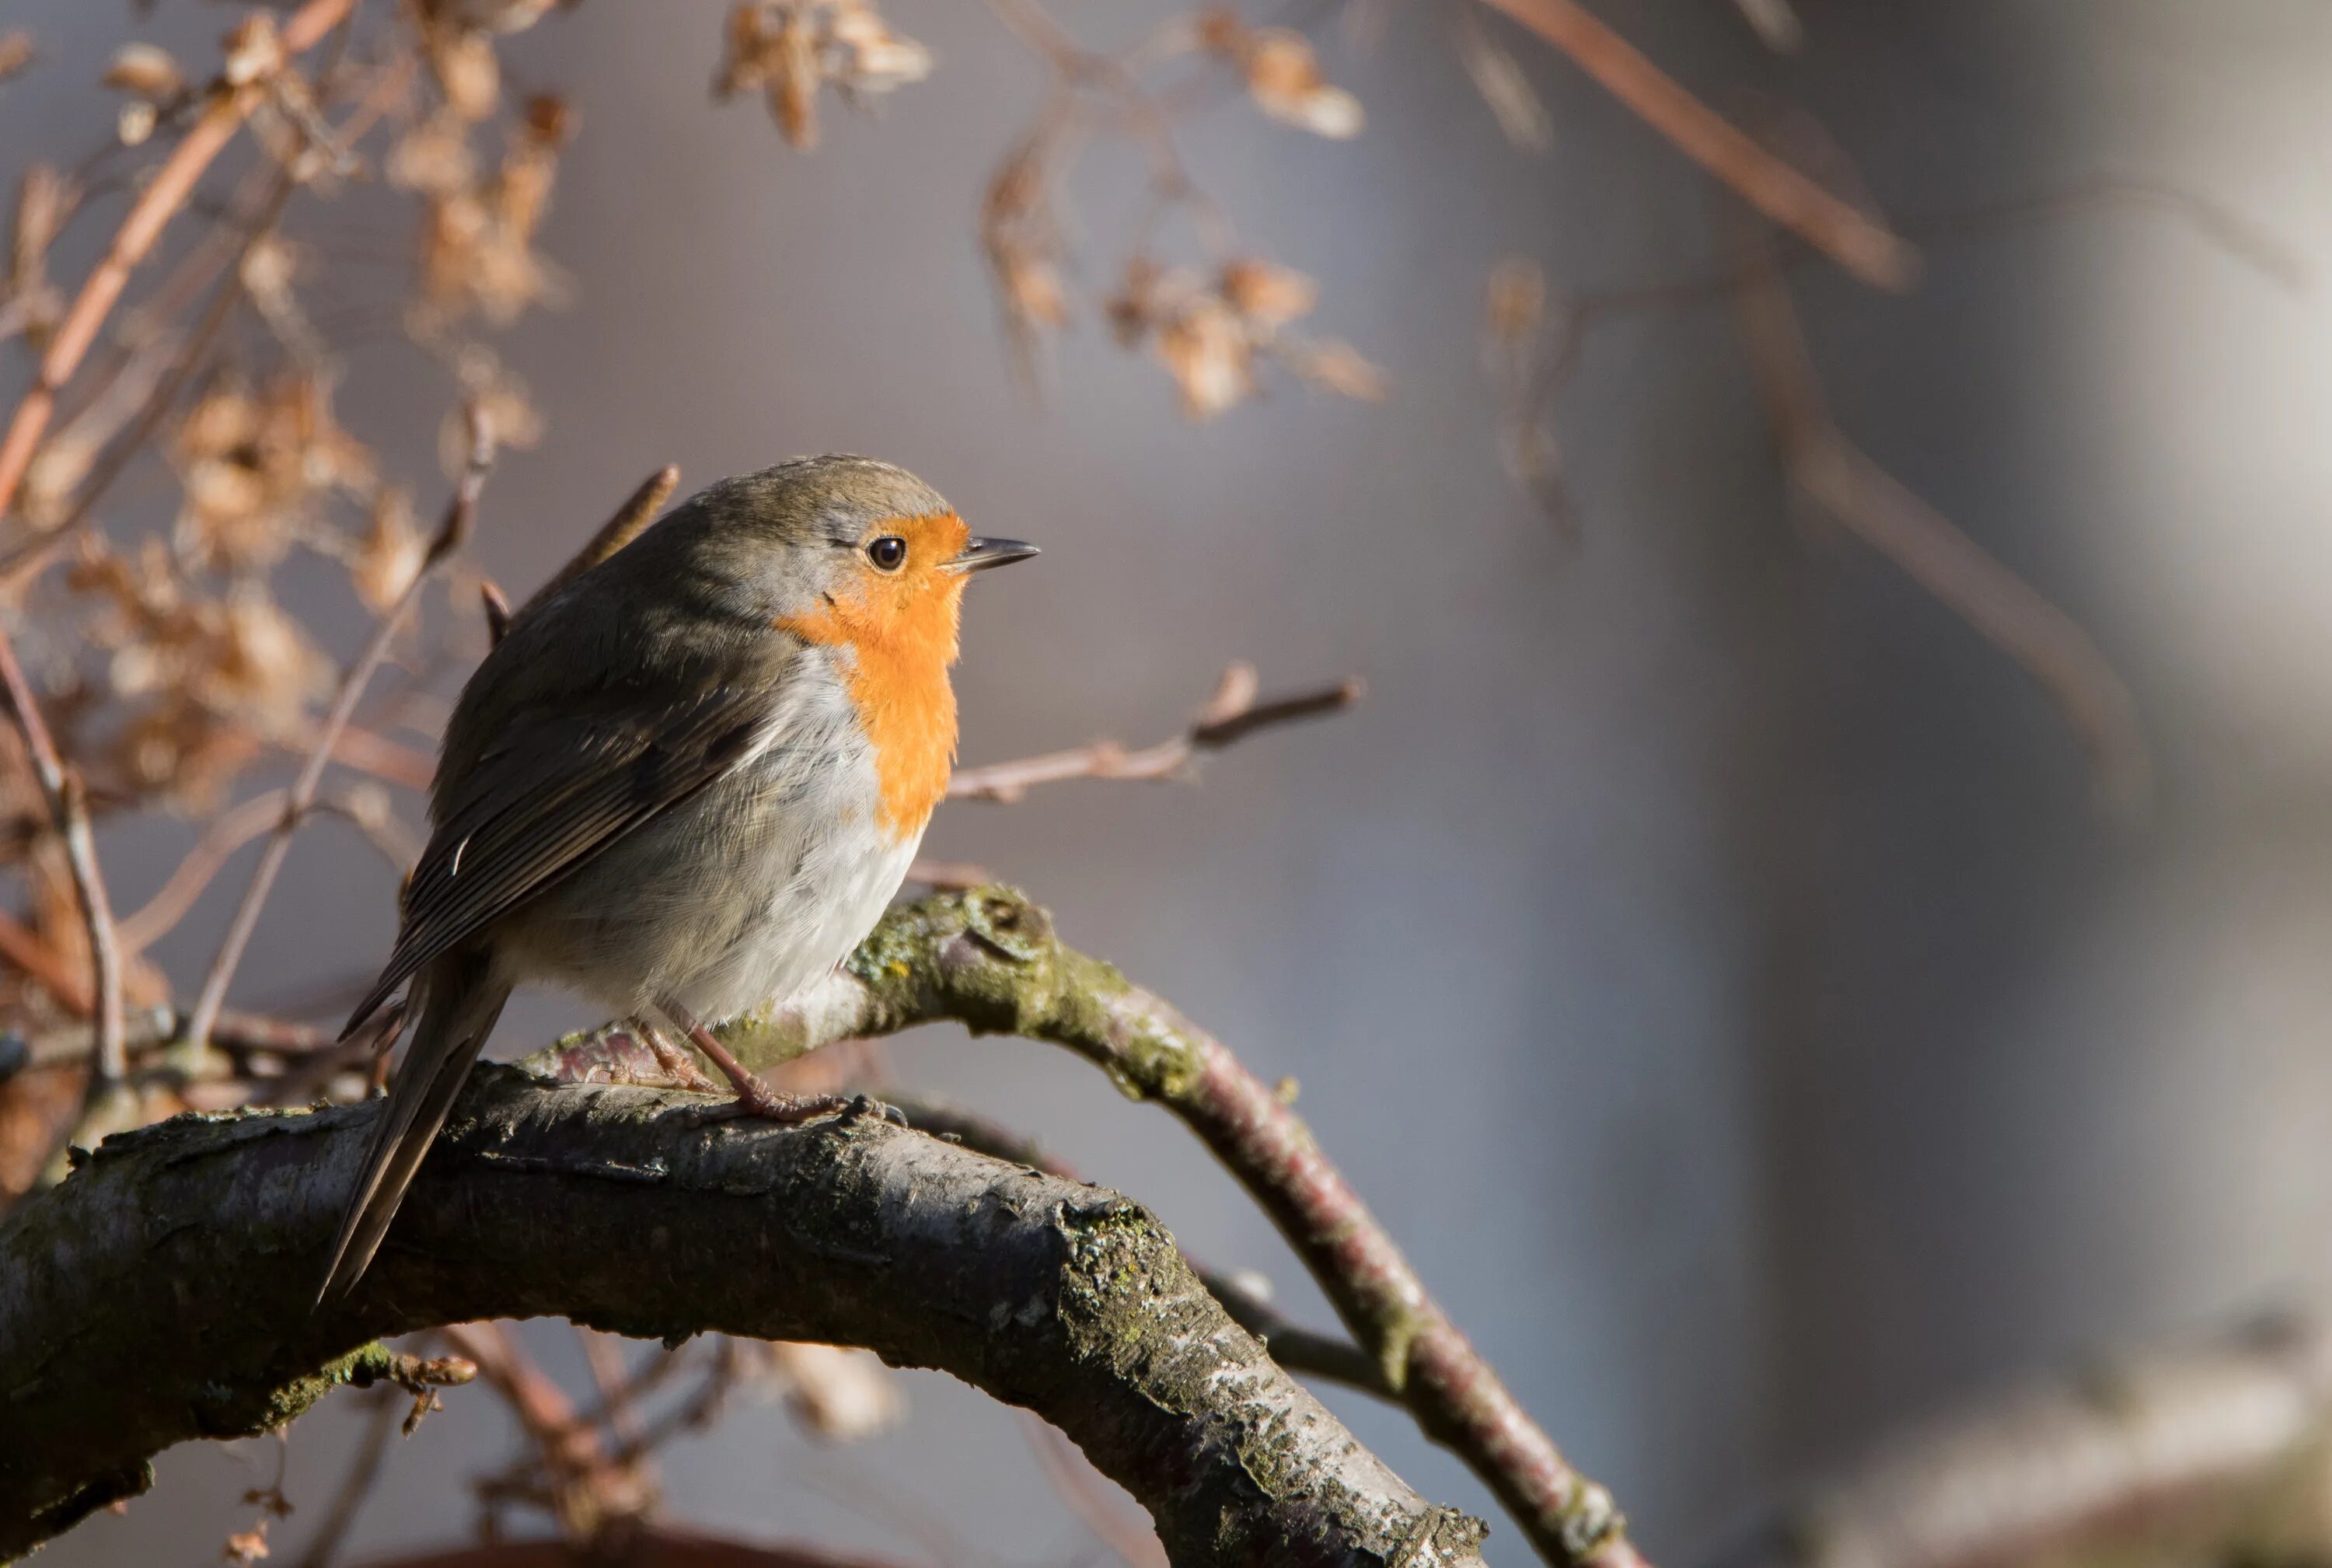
319,455,1036,1299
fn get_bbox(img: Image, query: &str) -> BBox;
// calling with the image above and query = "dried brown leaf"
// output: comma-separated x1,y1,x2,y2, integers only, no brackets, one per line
102,43,186,102
0,33,33,89
1220,258,1317,329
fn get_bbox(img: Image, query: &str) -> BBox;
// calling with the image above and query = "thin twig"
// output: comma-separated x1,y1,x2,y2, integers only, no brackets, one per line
46,164,302,543
25,1008,333,1075
947,662,1362,803
183,405,497,1049
1724,218,2149,815
1470,0,1915,288
0,0,358,523
513,464,679,622
0,909,96,1016
1023,1413,1169,1568
290,1390,401,1568
1489,172,2306,527
902,857,995,889
117,784,417,954
0,634,122,1082
302,723,436,793
442,1319,658,1539
572,1328,644,1448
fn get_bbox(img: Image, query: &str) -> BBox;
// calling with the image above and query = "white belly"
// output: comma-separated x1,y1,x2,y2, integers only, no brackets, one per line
496,670,927,1022
670,813,920,1021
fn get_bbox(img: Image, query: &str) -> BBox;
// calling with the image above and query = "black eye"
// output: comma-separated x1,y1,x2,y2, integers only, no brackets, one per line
866,536,907,571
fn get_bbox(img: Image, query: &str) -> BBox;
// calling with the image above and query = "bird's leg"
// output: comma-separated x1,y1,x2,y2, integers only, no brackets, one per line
654,997,851,1124
630,1015,720,1092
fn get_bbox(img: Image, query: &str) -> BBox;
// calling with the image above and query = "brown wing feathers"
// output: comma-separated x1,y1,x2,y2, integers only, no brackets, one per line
340,687,774,1038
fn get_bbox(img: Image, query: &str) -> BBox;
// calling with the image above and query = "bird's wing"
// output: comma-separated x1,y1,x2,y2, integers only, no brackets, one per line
340,655,802,1038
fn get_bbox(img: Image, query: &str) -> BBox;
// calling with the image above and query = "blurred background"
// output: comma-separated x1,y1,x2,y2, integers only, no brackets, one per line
9,2,2332,1564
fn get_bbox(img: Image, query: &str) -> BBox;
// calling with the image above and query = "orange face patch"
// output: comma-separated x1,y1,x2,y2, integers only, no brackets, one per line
778,512,970,838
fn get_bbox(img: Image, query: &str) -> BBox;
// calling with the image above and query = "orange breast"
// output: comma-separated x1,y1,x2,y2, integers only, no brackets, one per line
778,512,969,838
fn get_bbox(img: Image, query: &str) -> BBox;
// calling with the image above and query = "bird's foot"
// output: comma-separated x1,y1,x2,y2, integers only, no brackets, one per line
632,1018,720,1093
662,1006,903,1128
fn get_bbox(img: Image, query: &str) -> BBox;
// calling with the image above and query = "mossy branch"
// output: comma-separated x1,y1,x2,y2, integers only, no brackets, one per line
0,1066,1485,1567
527,885,1641,1568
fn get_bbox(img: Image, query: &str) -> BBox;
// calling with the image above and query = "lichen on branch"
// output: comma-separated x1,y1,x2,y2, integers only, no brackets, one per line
531,886,1642,1568
0,1063,1485,1567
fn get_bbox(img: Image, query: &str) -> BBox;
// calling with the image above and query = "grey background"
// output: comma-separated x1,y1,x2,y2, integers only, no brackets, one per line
12,2,2332,1563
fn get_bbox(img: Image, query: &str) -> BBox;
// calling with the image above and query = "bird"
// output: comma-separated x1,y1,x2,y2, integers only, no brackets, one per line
318,455,1037,1300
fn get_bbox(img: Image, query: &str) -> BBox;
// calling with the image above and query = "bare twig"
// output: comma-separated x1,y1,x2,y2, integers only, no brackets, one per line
1469,0,1914,289
442,1319,655,1540
947,662,1362,803
0,0,358,524
117,783,417,954
1725,220,2149,815
302,724,436,793
183,406,497,1050
0,635,123,1083
344,1531,933,1568
24,1008,333,1076
0,910,96,1017
45,164,302,543
1025,1413,1169,1568
573,1329,644,1450
514,463,679,621
289,1391,400,1568
1203,1266,1397,1398
902,857,995,890
1488,172,2302,529
116,779,417,947
478,581,514,648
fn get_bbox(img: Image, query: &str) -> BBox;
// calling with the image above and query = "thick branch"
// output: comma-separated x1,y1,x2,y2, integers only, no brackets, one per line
0,1065,1486,1568
531,887,1638,1568
1733,1311,2332,1568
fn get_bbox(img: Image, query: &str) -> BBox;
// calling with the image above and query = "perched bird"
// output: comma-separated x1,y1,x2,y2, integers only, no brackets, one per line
319,455,1036,1299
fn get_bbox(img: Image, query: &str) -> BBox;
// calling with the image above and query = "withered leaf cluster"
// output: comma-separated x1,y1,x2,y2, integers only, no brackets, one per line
714,0,934,149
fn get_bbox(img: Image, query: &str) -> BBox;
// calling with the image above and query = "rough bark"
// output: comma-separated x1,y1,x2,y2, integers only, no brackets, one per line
0,1066,1486,1567
532,887,1635,1568
1726,1310,2332,1568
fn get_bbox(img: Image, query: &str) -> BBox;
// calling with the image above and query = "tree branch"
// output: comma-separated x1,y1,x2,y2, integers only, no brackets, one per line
515,463,680,622
1469,0,1914,289
882,1092,1395,1401
183,403,496,1050
529,886,1638,1568
1723,218,2149,817
1729,1310,2332,1568
948,664,1363,804
0,0,357,524
0,630,124,1085
0,1065,1488,1567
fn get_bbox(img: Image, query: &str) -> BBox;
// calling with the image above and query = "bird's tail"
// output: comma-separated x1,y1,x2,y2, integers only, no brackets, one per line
317,951,510,1303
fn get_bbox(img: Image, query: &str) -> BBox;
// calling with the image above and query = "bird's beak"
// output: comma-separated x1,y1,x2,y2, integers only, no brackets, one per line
948,536,1040,574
